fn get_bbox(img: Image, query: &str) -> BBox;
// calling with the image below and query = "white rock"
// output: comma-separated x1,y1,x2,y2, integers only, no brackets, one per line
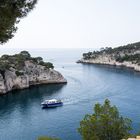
0,61,67,94
80,54,140,72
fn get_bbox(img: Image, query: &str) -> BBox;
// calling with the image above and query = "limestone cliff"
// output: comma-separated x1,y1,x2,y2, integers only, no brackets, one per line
79,42,140,72
0,51,67,94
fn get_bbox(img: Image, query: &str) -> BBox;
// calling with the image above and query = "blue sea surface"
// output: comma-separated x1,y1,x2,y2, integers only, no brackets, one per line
0,48,140,140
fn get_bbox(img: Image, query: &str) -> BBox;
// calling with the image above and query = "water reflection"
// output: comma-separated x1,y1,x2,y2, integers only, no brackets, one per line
0,84,66,116
81,63,140,76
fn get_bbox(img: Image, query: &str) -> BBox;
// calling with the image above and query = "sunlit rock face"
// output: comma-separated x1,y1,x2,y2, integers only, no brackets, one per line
79,42,140,72
80,57,140,72
0,60,67,94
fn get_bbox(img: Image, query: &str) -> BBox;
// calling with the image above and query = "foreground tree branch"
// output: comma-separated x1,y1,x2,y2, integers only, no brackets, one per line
0,0,37,44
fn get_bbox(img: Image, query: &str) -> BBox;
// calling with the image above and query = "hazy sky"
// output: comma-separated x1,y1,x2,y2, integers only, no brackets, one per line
2,0,140,49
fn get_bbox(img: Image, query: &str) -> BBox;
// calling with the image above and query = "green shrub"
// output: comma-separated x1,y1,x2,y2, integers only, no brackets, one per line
78,99,132,140
15,71,24,76
39,61,54,69
38,136,60,140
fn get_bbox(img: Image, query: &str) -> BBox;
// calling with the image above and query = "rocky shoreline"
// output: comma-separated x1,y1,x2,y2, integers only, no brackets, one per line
0,51,67,94
78,42,140,72
78,58,140,72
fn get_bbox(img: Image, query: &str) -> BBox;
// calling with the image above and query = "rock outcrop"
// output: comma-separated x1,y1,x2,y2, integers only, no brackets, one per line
0,51,67,94
79,42,140,72
79,55,140,72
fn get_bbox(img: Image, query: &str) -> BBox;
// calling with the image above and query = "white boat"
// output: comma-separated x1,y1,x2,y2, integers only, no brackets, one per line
41,99,63,108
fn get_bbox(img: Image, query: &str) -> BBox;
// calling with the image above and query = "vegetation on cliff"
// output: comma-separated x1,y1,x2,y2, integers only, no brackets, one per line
0,51,54,74
83,42,140,64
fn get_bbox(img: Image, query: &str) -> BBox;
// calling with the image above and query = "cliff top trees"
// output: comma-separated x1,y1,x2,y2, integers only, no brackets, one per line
0,51,54,71
82,42,140,64
78,99,132,140
0,0,37,44
20,51,31,58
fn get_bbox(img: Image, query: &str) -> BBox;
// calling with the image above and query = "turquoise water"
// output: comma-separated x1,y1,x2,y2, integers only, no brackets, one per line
0,48,140,140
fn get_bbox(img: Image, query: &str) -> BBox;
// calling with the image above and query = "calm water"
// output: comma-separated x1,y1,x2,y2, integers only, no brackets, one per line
0,48,140,140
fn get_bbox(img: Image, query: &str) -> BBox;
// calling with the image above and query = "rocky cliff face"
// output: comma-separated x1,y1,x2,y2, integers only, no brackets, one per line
79,42,140,72
0,52,67,94
80,55,140,72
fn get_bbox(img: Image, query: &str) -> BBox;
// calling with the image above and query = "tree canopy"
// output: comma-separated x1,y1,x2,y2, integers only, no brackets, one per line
0,0,37,44
0,51,54,73
78,99,132,140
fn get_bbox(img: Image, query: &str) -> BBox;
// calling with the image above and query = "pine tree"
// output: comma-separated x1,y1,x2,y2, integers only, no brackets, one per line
78,99,132,140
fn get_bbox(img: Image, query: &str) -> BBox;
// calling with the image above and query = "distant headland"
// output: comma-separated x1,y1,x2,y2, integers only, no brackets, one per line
0,51,67,94
78,42,140,72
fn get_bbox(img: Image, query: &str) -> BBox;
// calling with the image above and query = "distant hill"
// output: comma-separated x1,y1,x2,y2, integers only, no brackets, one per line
79,42,140,71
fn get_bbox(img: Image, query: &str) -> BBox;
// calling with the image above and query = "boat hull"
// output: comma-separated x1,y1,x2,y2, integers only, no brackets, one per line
42,102,63,108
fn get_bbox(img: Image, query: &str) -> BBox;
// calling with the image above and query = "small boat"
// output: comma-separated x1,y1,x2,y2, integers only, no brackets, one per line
41,99,63,108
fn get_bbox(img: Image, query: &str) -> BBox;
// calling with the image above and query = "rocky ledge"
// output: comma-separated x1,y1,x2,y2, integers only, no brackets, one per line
78,42,140,72
0,51,67,94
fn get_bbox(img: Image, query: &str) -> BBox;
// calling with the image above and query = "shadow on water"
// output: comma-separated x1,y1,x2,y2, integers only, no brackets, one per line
81,63,140,77
0,84,66,115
